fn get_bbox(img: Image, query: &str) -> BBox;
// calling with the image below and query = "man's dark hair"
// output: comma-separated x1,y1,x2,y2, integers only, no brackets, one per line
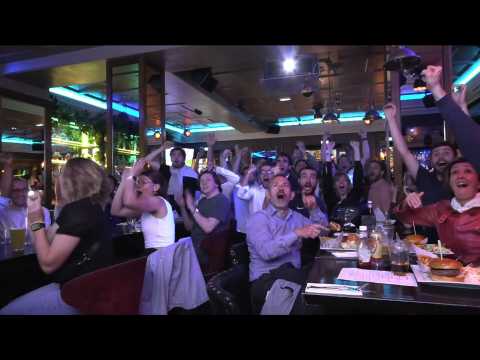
294,159,308,168
431,141,457,155
199,169,223,193
170,147,186,159
298,166,318,178
367,160,387,173
271,174,293,189
143,170,168,197
276,152,292,165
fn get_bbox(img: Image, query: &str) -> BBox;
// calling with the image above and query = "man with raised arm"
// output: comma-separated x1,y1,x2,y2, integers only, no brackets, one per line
421,65,480,172
384,102,455,206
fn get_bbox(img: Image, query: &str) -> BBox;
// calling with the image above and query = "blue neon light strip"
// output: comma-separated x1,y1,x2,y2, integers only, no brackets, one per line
49,87,140,117
1,136,43,145
400,92,431,101
277,111,385,127
49,87,235,134
454,57,480,85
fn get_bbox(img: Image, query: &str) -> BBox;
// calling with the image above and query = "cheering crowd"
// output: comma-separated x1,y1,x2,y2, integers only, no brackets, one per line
1,65,480,315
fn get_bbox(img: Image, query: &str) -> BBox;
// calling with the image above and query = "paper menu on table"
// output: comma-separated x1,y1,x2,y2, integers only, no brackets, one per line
330,251,357,258
337,268,418,287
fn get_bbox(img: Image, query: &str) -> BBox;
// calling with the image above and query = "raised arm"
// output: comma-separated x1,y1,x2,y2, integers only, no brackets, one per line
193,148,206,174
422,65,480,172
27,193,80,274
122,159,166,215
144,141,174,171
384,102,420,179
111,168,142,218
233,144,243,175
184,191,219,234
297,141,319,171
359,130,371,166
205,133,217,171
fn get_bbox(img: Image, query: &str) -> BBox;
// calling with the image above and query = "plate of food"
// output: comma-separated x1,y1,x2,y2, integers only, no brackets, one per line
411,259,480,289
320,233,360,251
417,244,454,256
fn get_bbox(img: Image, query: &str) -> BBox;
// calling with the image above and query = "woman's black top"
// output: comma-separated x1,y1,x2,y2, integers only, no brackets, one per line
52,197,113,285
322,161,368,227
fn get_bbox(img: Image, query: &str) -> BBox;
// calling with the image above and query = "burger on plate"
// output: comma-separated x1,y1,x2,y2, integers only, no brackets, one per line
429,258,464,282
405,234,427,245
341,233,360,249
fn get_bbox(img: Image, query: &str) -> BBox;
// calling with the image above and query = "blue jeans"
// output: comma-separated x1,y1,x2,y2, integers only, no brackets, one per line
0,283,80,315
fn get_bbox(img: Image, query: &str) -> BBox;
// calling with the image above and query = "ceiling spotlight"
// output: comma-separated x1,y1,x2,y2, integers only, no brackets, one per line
11,127,17,131
184,128,192,137
35,123,44,127
279,97,291,102
384,46,421,76
413,78,427,92
154,130,161,140
283,58,296,74
322,112,339,124
363,109,382,125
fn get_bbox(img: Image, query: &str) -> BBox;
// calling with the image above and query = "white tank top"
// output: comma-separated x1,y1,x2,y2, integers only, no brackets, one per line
140,197,175,249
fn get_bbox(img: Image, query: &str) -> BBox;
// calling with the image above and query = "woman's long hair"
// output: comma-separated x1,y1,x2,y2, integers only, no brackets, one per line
57,158,113,209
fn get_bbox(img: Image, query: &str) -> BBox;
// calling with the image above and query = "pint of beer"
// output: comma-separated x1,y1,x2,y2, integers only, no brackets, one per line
10,228,26,253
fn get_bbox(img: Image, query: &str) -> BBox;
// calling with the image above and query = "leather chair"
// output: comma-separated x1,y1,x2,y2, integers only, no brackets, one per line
61,256,148,315
207,241,252,315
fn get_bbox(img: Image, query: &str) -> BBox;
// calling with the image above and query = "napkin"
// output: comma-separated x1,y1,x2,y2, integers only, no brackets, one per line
305,283,363,296
330,251,357,258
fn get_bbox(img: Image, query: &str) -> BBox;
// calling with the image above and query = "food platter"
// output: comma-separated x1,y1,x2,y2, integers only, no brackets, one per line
409,243,454,256
319,236,358,251
411,265,480,290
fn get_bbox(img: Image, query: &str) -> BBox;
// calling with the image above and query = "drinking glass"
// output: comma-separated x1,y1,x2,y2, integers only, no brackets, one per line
390,239,410,275
10,228,26,253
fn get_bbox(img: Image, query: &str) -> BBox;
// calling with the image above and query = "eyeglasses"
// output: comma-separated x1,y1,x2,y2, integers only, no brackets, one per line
135,177,153,186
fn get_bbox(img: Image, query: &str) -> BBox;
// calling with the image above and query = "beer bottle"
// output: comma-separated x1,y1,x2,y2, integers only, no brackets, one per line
357,226,371,269
370,229,385,270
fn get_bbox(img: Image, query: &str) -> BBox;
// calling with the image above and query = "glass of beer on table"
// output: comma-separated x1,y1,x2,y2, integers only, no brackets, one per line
10,228,26,253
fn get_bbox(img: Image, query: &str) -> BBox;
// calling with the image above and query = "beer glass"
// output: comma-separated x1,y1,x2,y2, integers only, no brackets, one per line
10,228,26,253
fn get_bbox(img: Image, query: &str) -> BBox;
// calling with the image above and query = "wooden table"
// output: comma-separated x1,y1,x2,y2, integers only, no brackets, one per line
303,251,480,314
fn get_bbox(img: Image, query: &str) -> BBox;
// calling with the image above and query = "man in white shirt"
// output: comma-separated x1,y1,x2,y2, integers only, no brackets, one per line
1,168,51,238
236,162,274,216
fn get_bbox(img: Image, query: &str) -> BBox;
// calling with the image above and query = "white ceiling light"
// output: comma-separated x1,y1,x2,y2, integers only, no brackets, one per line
283,58,296,74
279,97,291,102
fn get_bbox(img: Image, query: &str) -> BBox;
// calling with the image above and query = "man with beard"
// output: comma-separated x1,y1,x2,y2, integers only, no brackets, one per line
289,166,328,265
365,160,395,216
145,141,198,212
422,65,480,172
384,103,456,206
385,102,457,243
246,175,326,314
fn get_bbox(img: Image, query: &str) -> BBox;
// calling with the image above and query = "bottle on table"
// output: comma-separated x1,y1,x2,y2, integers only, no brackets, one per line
357,225,372,269
369,229,387,270
362,200,377,233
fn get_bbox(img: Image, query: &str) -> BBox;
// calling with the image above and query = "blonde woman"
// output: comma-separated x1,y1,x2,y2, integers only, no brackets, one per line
0,158,113,315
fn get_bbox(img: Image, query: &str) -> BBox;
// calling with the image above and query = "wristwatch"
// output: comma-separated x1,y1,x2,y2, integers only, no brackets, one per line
31,222,46,232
